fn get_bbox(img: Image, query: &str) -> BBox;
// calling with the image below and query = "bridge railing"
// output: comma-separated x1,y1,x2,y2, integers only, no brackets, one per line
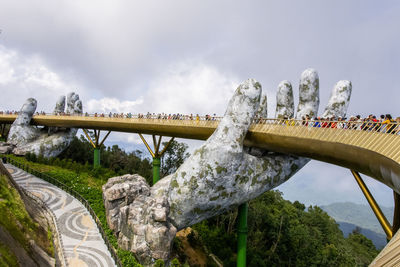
253,118,400,133
2,113,400,144
1,112,399,133
1,156,123,267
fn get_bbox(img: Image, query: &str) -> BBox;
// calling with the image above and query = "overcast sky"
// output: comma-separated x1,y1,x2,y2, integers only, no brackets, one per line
1,0,399,207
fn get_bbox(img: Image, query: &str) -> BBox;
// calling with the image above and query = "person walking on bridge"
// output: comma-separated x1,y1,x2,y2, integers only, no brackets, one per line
383,114,396,134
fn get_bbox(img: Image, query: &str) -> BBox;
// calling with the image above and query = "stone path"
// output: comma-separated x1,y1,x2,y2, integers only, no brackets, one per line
5,164,117,267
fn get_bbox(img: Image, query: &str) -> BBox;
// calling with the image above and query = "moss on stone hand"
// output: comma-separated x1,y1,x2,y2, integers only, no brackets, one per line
170,179,179,188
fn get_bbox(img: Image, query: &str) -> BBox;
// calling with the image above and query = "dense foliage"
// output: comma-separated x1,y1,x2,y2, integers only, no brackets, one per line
192,191,379,266
0,241,18,266
58,135,153,184
57,135,188,183
160,140,190,177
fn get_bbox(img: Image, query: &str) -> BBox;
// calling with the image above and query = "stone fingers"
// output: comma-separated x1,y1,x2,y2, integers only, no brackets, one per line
7,98,40,147
53,96,66,114
296,68,319,119
66,92,82,114
242,69,320,201
73,100,83,115
44,92,82,156
14,98,37,126
275,80,294,119
62,92,81,139
207,79,261,152
257,94,268,118
322,80,352,118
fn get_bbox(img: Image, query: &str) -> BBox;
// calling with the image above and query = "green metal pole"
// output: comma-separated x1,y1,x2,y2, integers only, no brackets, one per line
94,147,100,168
153,157,161,185
237,202,248,267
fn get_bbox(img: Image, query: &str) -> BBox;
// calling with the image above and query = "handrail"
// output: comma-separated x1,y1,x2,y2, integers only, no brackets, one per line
1,113,399,132
1,114,400,141
1,156,123,267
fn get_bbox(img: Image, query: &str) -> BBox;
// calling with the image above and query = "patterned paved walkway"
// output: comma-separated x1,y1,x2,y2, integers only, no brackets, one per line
5,164,117,267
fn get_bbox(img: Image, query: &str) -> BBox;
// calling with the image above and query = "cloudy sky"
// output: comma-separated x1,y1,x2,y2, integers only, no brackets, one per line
1,0,399,207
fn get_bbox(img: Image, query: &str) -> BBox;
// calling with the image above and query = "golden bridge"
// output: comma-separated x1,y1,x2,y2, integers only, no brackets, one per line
1,113,400,266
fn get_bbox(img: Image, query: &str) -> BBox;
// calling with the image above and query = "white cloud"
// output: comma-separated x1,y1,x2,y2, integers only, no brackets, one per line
86,97,143,114
0,45,81,112
84,61,240,116
142,61,239,115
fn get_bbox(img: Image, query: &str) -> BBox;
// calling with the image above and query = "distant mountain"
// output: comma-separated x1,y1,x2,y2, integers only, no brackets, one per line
320,202,393,234
320,202,393,249
337,221,387,249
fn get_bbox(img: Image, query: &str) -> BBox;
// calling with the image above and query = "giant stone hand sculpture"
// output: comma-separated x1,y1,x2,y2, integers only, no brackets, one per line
103,69,352,265
7,93,82,158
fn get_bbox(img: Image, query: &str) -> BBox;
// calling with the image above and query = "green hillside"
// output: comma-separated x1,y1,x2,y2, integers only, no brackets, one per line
0,173,54,266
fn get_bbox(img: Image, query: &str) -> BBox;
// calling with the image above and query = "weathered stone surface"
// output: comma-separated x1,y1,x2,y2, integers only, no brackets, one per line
296,68,319,119
103,174,176,265
0,141,14,154
322,80,352,118
103,69,352,264
7,93,82,158
276,80,294,119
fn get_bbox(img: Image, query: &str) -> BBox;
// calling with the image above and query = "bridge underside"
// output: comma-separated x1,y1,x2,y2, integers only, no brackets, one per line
245,130,400,195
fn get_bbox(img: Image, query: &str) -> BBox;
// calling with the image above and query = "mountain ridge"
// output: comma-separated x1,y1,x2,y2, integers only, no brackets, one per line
320,202,393,249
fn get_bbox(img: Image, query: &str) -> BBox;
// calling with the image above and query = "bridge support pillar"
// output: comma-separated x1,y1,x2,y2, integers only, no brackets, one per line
153,157,161,184
237,202,248,267
94,148,100,168
83,129,111,168
138,134,174,185
393,192,400,235
0,124,10,141
351,170,393,239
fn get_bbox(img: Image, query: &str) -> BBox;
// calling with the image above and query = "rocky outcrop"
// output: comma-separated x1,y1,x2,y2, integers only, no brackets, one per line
103,174,176,265
0,141,14,154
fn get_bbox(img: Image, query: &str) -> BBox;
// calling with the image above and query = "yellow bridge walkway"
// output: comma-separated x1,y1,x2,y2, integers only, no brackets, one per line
1,114,399,193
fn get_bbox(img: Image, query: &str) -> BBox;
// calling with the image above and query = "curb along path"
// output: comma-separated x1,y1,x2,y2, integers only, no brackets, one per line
5,164,117,267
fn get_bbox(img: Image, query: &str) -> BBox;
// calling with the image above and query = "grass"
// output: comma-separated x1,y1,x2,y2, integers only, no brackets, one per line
0,173,38,250
0,240,18,267
0,172,55,261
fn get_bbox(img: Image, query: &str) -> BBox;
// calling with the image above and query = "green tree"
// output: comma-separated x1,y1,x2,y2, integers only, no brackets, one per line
161,140,190,177
192,190,379,267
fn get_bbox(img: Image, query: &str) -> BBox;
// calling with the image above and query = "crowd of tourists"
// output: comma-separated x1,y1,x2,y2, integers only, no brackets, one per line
0,110,18,115
287,114,400,134
85,112,219,121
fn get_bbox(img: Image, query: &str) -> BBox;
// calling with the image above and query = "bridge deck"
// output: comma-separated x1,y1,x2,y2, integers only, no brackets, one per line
1,114,400,194
370,229,400,266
